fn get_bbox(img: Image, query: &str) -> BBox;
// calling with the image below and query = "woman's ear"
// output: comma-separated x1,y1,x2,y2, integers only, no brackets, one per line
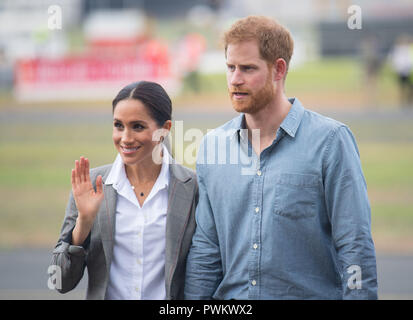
153,120,172,144
162,120,172,132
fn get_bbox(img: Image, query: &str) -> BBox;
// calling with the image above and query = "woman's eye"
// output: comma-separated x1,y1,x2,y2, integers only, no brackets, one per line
133,124,144,130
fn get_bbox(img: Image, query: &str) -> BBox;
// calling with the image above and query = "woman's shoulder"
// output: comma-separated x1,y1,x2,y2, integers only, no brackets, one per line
89,163,113,178
169,162,196,182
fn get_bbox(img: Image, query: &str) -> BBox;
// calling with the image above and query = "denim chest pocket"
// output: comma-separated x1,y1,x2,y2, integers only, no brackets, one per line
273,173,320,219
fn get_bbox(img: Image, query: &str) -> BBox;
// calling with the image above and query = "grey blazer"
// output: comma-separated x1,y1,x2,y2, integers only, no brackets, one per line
50,161,198,300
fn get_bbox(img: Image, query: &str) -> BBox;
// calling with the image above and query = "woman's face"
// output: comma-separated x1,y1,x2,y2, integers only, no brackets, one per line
112,98,170,167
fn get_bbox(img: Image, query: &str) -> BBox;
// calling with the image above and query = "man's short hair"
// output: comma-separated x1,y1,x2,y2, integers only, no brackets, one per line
224,16,294,71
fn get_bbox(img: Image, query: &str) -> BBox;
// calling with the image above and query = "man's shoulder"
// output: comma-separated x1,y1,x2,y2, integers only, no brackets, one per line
299,107,358,151
302,108,348,134
205,114,243,137
196,115,241,169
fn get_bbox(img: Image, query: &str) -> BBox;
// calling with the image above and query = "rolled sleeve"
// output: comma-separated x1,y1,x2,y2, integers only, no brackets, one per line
323,125,378,299
49,191,88,294
185,163,223,300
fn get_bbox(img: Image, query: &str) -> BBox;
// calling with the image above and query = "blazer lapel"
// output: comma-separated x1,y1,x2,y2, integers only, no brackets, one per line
99,171,117,275
165,163,195,295
93,160,195,297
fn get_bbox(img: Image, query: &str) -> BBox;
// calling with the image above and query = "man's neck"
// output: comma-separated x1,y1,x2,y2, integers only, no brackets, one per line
245,94,292,155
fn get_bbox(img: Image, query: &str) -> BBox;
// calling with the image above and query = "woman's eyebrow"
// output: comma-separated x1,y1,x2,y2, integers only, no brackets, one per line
113,118,147,125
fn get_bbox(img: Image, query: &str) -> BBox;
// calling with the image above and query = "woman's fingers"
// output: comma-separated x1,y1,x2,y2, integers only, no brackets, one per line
85,158,91,183
79,157,83,182
73,156,97,189
71,168,76,186
73,157,89,186
95,175,103,194
80,156,86,183
75,159,80,183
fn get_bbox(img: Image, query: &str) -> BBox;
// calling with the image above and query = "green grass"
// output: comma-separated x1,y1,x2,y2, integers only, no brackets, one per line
359,142,413,245
2,57,400,111
351,121,413,142
0,118,412,250
0,187,68,248
0,56,411,250
371,204,413,234
179,57,397,93
174,57,400,110
178,58,365,95
359,142,413,243
287,58,364,92
360,142,413,188
0,123,115,188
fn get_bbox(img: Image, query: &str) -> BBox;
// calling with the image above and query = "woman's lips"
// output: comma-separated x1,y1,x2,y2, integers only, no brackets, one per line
121,146,141,154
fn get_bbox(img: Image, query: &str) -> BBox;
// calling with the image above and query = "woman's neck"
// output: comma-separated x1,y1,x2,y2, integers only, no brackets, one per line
125,149,164,184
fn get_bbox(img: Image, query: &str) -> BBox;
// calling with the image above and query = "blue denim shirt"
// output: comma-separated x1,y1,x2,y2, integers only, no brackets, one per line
185,98,378,300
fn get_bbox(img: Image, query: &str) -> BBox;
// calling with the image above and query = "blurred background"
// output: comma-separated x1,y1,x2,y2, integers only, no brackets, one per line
0,0,413,299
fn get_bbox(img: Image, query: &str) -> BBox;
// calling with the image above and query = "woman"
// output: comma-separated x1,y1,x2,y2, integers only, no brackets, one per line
50,81,198,300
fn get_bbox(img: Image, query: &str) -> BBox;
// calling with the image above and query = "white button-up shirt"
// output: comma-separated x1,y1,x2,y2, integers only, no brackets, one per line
104,145,170,300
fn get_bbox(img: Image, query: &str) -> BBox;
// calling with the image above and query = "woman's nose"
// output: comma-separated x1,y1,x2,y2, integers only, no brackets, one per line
121,129,134,144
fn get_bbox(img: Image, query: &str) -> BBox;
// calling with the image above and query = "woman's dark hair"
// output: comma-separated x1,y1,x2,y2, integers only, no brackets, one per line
112,81,172,127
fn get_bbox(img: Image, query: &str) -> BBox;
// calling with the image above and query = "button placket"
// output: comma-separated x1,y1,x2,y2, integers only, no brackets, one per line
248,161,264,299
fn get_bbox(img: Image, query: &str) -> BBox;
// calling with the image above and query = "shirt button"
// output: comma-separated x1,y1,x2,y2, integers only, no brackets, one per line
257,170,262,176
253,243,258,249
251,280,257,286
135,287,139,292
255,207,260,213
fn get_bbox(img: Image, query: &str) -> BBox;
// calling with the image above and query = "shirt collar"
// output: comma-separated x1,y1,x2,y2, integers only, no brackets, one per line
156,144,170,190
280,97,305,138
231,97,305,139
104,153,124,187
105,144,170,189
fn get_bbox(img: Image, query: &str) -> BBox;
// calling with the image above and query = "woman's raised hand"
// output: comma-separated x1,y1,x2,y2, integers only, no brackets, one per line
71,157,104,226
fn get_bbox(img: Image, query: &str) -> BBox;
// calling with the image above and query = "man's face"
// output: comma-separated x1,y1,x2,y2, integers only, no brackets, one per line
226,40,274,114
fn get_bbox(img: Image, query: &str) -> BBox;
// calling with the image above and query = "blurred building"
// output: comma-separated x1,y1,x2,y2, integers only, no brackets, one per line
318,0,413,57
81,0,220,19
0,0,82,92
2,0,413,100
221,0,413,59
0,0,82,61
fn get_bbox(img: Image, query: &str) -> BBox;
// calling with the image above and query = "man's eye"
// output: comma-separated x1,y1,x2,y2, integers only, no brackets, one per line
227,65,235,71
114,122,123,128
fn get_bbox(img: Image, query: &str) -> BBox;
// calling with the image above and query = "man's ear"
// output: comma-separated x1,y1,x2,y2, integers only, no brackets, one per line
273,58,287,81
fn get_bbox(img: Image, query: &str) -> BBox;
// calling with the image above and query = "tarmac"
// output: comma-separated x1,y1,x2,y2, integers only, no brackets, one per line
1,106,412,300
0,249,412,300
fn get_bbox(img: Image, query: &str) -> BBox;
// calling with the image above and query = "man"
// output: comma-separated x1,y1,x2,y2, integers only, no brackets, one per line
184,16,378,299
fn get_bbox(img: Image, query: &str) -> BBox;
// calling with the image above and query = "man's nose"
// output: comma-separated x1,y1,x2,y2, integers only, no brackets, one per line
230,69,244,87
